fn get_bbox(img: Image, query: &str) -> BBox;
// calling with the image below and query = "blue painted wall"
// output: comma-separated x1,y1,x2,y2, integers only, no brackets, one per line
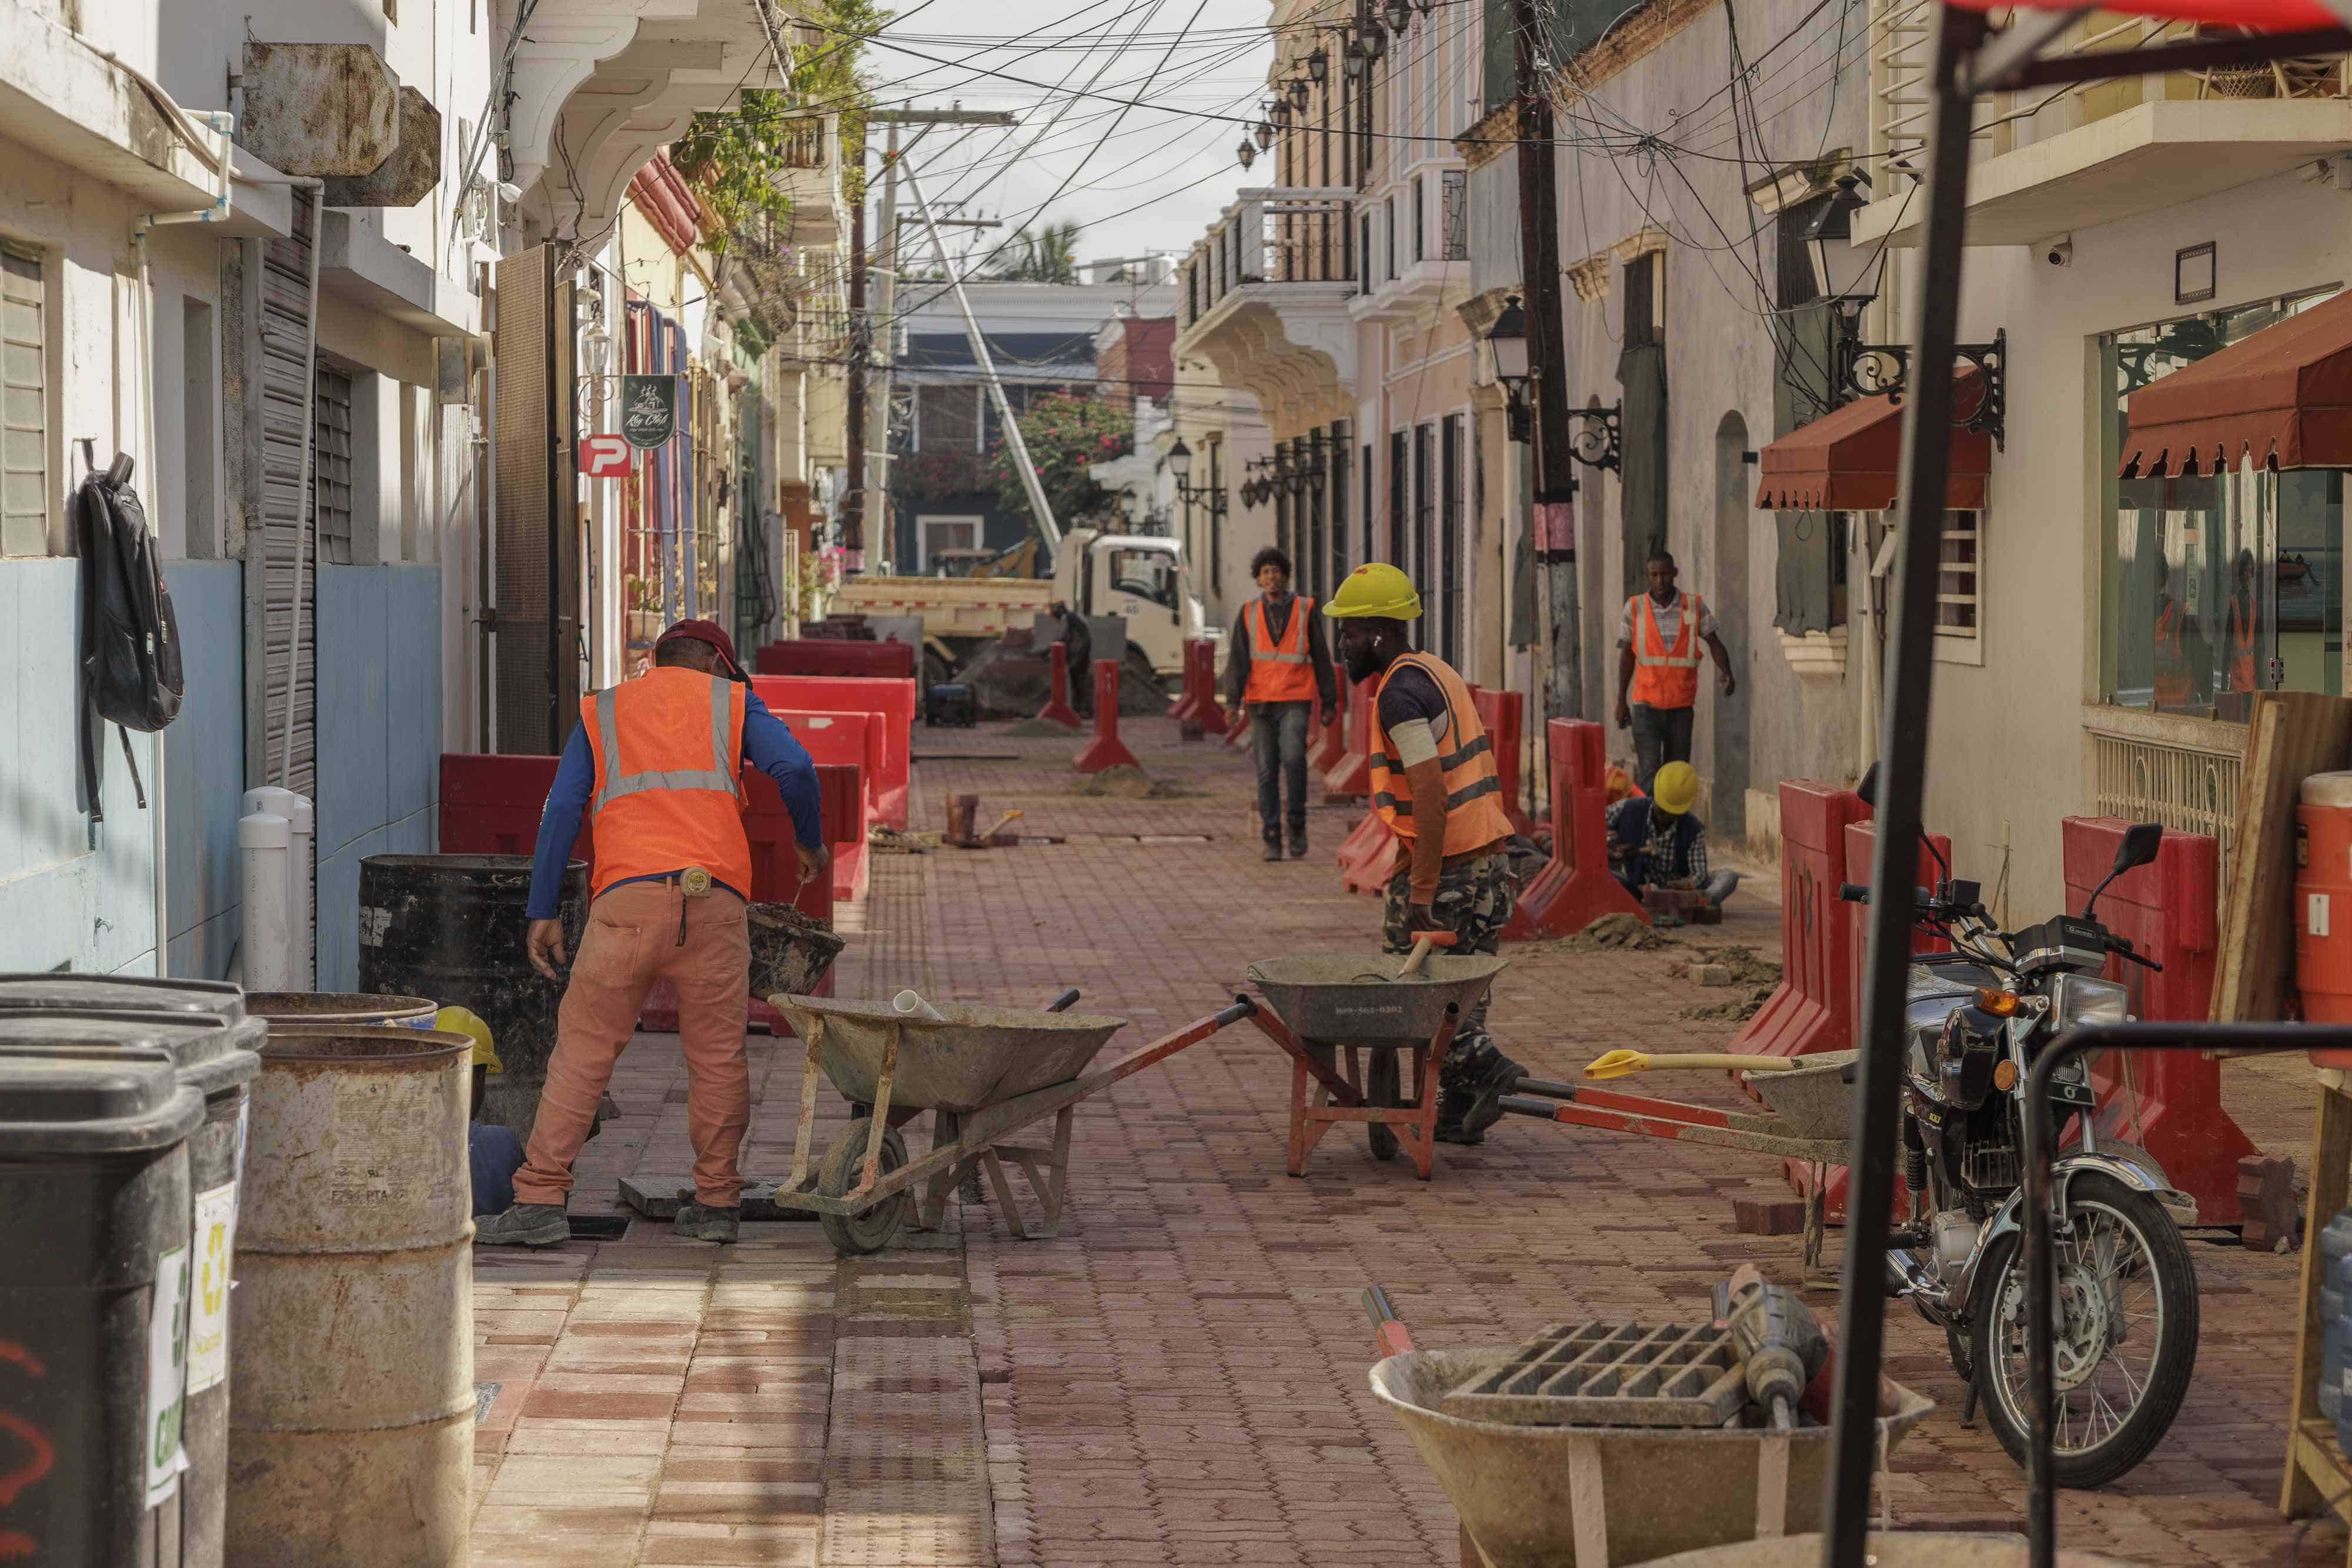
0,559,161,974
164,561,246,981
313,563,442,991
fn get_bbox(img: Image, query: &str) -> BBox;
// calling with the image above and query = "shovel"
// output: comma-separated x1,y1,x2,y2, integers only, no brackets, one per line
1396,930,1459,978
1583,1048,1802,1079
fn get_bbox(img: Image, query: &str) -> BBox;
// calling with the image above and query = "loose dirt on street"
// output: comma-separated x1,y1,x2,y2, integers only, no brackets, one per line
469,716,2336,1568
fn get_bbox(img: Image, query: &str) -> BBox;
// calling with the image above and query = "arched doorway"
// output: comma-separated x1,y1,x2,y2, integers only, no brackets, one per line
1713,412,1753,838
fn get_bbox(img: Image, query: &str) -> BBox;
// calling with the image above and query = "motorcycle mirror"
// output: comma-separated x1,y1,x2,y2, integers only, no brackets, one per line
1856,761,1879,809
2114,820,2163,876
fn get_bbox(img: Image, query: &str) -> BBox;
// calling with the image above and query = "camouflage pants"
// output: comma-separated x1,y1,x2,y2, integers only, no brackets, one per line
1381,851,1517,1091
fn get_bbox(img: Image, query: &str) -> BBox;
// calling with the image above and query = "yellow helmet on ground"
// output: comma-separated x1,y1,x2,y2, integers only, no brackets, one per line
1651,761,1700,816
1322,561,1422,620
436,1005,503,1072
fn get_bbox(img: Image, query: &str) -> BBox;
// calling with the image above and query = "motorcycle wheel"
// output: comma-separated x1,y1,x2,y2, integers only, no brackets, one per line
1967,1170,2199,1489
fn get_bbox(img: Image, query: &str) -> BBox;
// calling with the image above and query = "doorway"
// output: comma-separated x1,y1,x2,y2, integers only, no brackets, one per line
1712,412,1752,838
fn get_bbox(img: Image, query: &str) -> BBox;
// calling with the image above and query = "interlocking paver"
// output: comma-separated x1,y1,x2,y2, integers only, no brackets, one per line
470,713,2341,1566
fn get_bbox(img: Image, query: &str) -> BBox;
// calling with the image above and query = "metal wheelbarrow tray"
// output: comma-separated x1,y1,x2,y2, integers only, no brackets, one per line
764,991,1257,1255
1241,953,1511,1180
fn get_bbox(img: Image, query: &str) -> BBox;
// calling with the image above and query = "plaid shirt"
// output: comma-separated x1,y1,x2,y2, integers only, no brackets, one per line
1606,797,1707,884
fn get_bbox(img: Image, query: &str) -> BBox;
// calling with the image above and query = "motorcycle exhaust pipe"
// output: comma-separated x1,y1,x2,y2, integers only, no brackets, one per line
1884,1247,1932,1300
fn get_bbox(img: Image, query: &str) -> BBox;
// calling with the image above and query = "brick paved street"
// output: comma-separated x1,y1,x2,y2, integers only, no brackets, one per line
471,717,2337,1567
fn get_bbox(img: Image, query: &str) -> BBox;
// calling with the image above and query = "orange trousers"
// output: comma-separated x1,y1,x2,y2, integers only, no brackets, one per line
514,880,751,1209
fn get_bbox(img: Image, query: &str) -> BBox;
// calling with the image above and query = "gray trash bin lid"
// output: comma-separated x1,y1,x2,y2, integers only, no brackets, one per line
0,1012,260,1099
0,977,268,1063
0,1044,204,1155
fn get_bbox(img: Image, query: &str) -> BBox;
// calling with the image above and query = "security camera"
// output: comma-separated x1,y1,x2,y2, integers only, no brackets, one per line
2044,235,2073,268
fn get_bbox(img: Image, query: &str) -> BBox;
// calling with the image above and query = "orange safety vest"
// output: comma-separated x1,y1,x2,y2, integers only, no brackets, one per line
1369,653,1515,855
1243,593,1318,704
1629,591,1705,709
2153,600,2191,708
2229,592,2257,694
580,666,751,901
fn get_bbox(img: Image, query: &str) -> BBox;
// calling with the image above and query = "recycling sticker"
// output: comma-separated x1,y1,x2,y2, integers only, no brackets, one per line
187,1182,239,1394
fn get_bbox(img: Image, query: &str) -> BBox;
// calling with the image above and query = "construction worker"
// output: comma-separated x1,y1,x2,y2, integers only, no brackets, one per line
439,1005,526,1218
1047,600,1093,716
1614,549,1736,795
1324,563,1522,1143
1608,761,1740,907
2224,549,2260,698
477,619,829,1248
1225,546,1339,861
2153,556,2193,710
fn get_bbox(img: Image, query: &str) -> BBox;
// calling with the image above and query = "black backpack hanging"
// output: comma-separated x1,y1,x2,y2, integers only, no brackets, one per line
75,449,183,822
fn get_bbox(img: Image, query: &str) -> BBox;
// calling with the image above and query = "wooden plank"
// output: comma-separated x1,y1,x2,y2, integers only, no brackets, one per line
2213,693,2352,1024
2283,1083,2352,1519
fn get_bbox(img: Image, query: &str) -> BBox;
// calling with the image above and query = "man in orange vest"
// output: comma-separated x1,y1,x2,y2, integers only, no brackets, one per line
477,620,830,1248
1224,546,1338,862
1613,549,1736,795
2224,549,2260,698
1326,563,1524,1144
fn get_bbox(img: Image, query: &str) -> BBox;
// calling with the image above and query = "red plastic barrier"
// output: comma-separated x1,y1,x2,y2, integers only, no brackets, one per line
1470,687,1539,839
1311,674,1349,773
1167,637,1203,723
1073,661,1140,773
751,674,915,830
1322,681,1373,801
1337,810,1397,896
1197,643,1229,735
1730,782,1868,1066
1037,643,1083,729
440,753,585,864
1501,720,1647,941
2060,816,2251,1225
755,638,914,680
759,709,875,900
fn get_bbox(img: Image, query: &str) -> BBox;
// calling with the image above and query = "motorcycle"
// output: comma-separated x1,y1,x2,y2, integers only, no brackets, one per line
1839,766,2200,1489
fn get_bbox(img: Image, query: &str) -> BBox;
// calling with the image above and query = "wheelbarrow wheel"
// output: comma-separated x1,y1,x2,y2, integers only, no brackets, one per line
817,1117,911,1255
1367,1048,1401,1162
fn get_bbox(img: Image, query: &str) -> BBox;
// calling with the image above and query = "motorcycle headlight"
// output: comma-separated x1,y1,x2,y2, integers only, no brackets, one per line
2052,974,2127,1033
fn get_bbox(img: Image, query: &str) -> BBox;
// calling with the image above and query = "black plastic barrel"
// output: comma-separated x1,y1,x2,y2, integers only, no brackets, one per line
0,979,268,1568
0,1044,203,1564
356,854,586,1147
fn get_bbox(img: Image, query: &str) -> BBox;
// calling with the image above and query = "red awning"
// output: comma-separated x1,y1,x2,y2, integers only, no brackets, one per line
1943,0,2336,25
2119,289,2352,477
1754,375,1993,512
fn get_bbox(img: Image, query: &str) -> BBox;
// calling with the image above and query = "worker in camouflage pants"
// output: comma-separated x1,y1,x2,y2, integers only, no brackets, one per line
1381,854,1518,1125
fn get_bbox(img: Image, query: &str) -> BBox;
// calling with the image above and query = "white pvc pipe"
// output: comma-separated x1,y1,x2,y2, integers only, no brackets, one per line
286,794,314,989
239,812,294,992
890,989,945,1022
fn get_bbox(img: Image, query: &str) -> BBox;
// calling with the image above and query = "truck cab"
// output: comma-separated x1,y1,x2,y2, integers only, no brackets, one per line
1054,528,1215,679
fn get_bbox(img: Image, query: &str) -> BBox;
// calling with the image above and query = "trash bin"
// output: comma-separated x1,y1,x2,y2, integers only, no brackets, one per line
0,1043,203,1564
243,992,437,1028
228,1024,475,1567
0,980,268,1568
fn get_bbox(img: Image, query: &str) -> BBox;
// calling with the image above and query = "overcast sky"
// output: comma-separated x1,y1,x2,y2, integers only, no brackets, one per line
856,0,1277,269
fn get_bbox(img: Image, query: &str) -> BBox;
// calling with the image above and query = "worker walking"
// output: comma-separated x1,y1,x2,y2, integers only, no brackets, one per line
1325,563,1523,1143
1225,547,1339,861
1614,549,1737,795
477,619,830,1248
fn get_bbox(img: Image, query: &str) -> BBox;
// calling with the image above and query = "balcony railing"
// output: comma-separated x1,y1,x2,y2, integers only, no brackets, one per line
1180,187,1355,329
1874,1,2350,172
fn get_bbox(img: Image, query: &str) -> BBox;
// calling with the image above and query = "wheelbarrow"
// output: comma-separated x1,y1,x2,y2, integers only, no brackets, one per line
765,988,1257,1254
1242,942,1510,1179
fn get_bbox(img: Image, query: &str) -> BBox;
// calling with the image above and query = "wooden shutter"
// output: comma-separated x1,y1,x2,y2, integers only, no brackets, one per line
258,203,317,795
1,246,46,557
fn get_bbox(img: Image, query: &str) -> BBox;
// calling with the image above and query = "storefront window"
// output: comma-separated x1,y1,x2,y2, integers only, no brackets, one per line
2100,291,2343,721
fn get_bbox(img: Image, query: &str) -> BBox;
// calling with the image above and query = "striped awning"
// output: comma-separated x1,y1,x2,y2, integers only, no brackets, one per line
1753,373,1993,512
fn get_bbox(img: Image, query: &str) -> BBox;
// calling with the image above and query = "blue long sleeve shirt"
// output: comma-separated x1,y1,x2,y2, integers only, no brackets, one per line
526,688,826,919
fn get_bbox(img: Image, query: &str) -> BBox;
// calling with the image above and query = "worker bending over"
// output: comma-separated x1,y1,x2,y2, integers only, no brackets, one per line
1325,564,1523,1144
477,619,830,1248
1224,547,1339,861
1607,761,1740,907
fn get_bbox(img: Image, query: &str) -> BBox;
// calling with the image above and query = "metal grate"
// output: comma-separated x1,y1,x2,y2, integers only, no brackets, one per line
1442,1322,1748,1429
2089,730,2241,860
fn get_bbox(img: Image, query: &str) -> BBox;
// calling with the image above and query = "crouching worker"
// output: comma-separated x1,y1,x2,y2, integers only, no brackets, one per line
1606,760,1740,907
1324,563,1524,1145
475,619,829,1249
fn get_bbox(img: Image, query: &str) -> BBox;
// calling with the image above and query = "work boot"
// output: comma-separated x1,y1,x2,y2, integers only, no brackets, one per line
1453,1052,1527,1142
1262,839,1283,863
674,1201,740,1243
1288,831,1309,860
475,1202,569,1248
1432,1088,1484,1146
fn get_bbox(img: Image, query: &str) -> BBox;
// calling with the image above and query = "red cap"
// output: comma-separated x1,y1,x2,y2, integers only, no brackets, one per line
655,618,748,681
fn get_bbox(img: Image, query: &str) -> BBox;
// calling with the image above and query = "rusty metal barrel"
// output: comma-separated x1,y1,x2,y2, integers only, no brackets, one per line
227,1024,473,1567
356,854,585,1147
244,992,437,1027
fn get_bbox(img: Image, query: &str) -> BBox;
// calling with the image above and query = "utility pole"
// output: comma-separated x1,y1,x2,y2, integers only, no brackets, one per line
846,184,866,561
1514,0,1582,720
862,108,1017,575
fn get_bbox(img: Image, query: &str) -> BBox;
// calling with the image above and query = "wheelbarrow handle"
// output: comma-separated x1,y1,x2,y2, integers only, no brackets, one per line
1043,988,1081,1013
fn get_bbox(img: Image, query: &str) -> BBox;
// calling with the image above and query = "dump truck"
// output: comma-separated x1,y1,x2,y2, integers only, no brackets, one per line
830,527,1217,692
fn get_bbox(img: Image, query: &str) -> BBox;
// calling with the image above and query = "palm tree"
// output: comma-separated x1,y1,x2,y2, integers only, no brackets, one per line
984,220,1083,285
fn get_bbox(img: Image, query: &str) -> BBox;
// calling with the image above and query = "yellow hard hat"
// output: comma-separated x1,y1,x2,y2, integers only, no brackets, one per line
1321,561,1422,620
436,1005,502,1072
1651,762,1700,817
